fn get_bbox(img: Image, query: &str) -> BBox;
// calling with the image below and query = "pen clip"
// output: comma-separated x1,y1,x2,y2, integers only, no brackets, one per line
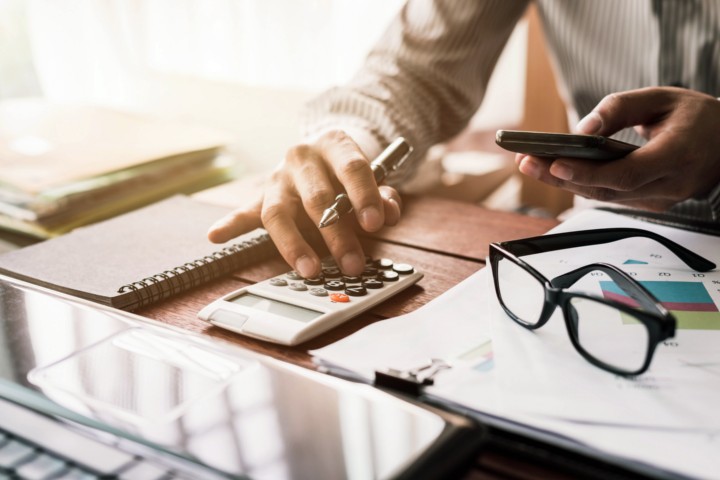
390,144,413,172
370,138,413,183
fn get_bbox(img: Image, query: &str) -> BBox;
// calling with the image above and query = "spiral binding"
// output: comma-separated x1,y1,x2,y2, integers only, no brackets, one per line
117,233,275,310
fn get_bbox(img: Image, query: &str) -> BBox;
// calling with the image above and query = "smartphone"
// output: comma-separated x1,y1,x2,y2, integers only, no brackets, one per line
495,129,638,160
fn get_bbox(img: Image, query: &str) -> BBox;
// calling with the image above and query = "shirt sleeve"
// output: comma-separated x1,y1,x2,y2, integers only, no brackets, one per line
300,0,529,185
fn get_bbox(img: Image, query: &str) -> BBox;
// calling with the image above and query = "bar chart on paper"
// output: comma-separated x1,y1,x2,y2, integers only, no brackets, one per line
597,250,720,329
600,279,720,330
531,245,720,331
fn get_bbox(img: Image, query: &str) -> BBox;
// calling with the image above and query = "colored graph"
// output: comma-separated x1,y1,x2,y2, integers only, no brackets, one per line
600,280,720,330
623,259,649,265
455,339,494,372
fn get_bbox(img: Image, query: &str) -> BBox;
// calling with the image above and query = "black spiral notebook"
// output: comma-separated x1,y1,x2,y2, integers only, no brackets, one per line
0,196,276,310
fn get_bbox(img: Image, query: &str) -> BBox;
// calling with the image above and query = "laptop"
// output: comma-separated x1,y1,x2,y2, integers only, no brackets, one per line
0,276,483,479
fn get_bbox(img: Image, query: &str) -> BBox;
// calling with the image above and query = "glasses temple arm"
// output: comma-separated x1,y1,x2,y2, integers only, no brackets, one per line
500,228,715,272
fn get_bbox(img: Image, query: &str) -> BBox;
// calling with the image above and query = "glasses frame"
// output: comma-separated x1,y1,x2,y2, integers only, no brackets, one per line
489,228,716,376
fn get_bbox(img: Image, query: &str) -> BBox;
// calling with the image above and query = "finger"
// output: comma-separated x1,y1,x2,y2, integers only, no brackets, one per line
577,88,679,136
516,155,554,180
287,146,367,276
527,161,680,208
546,156,658,192
317,220,366,276
318,131,384,232
286,144,340,224
517,155,679,211
207,198,263,244
261,181,321,279
546,132,678,190
379,185,402,226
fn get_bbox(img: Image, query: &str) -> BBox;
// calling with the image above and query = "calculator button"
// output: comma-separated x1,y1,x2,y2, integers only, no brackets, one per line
342,276,362,284
286,271,302,281
270,278,288,287
380,270,399,282
322,267,342,279
310,288,329,297
324,281,345,291
345,285,368,296
15,453,68,479
288,282,308,291
375,258,393,269
0,439,35,468
363,279,384,289
321,257,337,268
362,267,378,278
330,293,350,303
303,277,324,286
393,263,414,275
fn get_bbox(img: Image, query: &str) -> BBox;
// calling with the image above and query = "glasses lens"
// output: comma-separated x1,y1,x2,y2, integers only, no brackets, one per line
496,256,546,326
567,296,650,373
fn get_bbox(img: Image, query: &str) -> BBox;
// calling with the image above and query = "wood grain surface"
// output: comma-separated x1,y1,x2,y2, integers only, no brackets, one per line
139,195,557,371
137,194,563,479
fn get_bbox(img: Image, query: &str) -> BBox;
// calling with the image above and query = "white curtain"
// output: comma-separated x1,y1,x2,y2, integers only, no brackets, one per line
25,0,404,104
0,0,41,98
10,0,526,171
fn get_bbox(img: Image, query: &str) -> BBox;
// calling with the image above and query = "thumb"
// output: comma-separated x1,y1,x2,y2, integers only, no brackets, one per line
576,88,675,137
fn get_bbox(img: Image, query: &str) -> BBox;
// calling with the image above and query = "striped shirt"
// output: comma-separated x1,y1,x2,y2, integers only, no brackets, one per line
301,0,720,223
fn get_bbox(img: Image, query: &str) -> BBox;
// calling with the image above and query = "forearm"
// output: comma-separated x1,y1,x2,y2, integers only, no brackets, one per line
301,0,529,185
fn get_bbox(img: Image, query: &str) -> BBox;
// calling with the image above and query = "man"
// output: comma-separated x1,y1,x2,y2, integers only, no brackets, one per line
208,0,720,279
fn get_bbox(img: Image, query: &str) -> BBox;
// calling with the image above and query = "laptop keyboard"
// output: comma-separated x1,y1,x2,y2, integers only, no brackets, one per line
0,398,207,480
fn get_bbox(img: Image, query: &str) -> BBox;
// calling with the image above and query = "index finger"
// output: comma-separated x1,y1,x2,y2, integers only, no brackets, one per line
317,131,385,233
548,133,677,191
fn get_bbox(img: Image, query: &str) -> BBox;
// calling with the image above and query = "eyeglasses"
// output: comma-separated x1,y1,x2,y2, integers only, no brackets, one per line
489,228,716,376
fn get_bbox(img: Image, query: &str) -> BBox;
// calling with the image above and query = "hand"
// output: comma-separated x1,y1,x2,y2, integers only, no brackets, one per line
516,87,720,211
207,130,403,278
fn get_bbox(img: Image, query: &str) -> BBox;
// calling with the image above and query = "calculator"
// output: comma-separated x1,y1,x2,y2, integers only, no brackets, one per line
198,256,423,345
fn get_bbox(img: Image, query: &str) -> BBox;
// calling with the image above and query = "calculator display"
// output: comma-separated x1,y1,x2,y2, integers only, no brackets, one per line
229,293,323,322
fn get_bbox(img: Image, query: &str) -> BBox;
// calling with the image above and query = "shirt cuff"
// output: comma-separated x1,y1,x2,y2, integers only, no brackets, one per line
707,181,720,222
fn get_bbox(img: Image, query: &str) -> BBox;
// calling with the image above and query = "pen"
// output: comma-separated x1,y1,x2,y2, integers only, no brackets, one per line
318,137,413,228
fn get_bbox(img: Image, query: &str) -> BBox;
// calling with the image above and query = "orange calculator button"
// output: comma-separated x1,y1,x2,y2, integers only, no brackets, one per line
330,293,350,303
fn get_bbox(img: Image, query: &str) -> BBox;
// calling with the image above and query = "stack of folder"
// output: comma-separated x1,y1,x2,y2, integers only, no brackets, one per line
0,98,235,238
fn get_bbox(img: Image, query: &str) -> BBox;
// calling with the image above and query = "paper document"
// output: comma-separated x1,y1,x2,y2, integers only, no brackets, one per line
311,269,503,410
312,209,720,479
488,210,720,429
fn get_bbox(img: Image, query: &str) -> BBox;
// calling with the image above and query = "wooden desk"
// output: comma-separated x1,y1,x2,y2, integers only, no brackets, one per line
137,195,558,368
138,195,633,479
137,196,652,479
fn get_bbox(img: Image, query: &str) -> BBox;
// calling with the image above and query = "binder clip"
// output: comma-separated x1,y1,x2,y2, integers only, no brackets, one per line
375,358,451,396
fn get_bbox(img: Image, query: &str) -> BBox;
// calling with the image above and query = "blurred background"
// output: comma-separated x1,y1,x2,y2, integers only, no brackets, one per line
0,0,528,168
0,1,571,241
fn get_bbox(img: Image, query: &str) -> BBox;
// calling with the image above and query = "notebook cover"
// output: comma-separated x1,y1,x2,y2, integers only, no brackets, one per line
0,196,273,310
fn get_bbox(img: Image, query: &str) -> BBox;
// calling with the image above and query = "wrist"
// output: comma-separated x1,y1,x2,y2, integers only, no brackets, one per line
303,126,383,163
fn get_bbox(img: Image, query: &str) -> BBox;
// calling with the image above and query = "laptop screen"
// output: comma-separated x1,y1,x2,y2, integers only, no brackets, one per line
0,277,471,479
